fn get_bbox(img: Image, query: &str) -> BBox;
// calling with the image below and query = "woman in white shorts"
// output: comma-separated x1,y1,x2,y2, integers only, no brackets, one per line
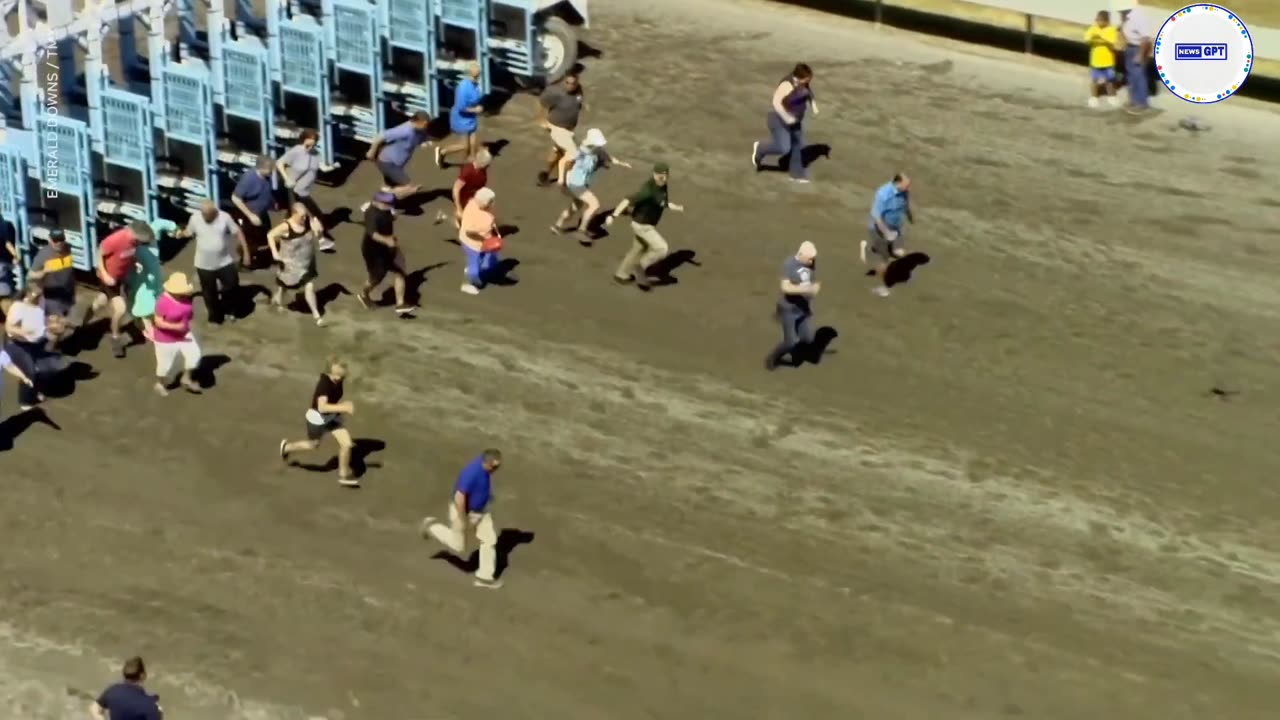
151,273,202,396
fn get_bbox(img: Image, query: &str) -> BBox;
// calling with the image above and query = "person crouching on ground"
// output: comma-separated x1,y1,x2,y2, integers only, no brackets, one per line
459,187,504,295
267,202,327,326
279,357,358,487
551,128,631,246
151,273,202,397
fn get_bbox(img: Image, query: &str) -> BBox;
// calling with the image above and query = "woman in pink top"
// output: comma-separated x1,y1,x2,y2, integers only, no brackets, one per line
151,273,203,396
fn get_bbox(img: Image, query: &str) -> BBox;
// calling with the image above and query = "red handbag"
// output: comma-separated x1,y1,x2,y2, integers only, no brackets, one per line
480,231,503,253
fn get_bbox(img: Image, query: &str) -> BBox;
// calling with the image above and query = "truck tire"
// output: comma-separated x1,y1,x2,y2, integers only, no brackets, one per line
537,16,579,84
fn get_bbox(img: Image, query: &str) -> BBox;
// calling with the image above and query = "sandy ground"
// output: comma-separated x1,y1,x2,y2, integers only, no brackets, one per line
3,0,1280,718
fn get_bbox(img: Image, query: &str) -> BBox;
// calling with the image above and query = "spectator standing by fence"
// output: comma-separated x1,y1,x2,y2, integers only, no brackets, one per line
90,656,162,720
1085,11,1121,108
1119,4,1155,114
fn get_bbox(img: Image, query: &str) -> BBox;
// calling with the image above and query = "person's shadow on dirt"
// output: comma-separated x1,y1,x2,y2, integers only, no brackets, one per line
432,529,536,579
290,438,386,479
865,252,931,288
0,408,61,452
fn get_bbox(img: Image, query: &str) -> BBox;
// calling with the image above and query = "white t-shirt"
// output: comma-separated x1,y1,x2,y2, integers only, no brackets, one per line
7,301,47,343
1122,7,1155,45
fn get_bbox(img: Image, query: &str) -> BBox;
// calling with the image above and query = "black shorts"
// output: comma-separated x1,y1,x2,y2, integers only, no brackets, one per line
361,239,403,285
42,293,75,317
377,161,412,187
306,417,342,441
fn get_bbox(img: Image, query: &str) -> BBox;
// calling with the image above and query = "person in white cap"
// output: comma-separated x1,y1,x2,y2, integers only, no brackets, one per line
459,187,503,295
1118,3,1155,114
765,241,820,371
551,128,631,245
150,272,203,396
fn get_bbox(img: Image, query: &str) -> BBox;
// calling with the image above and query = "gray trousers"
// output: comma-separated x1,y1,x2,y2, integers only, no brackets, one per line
768,302,814,366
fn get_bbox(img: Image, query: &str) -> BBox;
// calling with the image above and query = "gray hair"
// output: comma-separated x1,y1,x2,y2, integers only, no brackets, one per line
256,156,274,172
129,220,155,244
473,148,492,169
474,187,496,207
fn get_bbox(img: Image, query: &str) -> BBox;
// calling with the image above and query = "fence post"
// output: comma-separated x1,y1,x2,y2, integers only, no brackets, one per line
874,0,883,26
1024,12,1033,55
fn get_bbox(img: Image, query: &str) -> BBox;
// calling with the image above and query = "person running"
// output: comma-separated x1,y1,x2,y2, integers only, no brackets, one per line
128,218,177,341
151,272,203,397
608,162,684,290
449,148,491,228
436,62,484,169
550,128,631,246
180,200,246,325
93,221,155,358
267,202,326,326
356,192,413,316
535,73,585,186
27,230,76,331
861,173,913,298
230,157,275,268
0,212,16,315
276,129,337,252
90,657,162,720
459,188,504,295
1085,11,1121,108
3,281,50,411
362,111,432,210
750,63,818,183
765,241,820,371
279,357,358,487
419,448,505,589
0,344,36,433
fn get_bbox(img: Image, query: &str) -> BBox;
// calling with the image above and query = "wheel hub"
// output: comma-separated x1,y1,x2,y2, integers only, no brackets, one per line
538,32,566,73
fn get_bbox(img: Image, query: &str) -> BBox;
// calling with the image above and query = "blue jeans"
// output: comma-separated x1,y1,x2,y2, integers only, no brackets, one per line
754,112,806,179
463,246,499,287
767,302,814,366
1124,45,1150,108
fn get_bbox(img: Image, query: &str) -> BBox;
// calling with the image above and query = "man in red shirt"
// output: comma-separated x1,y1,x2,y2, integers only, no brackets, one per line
450,148,491,228
93,221,155,358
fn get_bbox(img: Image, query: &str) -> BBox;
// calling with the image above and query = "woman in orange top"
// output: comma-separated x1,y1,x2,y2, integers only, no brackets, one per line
458,188,502,295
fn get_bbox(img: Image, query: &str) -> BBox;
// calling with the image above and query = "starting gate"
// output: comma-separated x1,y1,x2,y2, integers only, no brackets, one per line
219,37,273,197
383,0,437,118
34,116,96,271
158,63,217,209
488,0,539,82
0,138,30,286
98,88,157,222
327,0,383,143
278,17,334,166
435,0,492,100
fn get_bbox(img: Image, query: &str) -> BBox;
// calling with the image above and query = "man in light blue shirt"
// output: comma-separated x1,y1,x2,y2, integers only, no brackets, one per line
862,174,913,297
420,449,505,589
436,62,485,169
362,111,431,209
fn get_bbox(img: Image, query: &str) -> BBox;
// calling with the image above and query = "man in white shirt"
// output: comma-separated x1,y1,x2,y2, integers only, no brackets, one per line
1119,4,1155,113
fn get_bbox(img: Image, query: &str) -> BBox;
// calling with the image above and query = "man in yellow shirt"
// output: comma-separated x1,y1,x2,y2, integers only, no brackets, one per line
1084,10,1121,108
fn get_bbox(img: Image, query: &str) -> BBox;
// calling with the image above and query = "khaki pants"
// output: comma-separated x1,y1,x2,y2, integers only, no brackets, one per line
427,504,498,581
614,222,669,280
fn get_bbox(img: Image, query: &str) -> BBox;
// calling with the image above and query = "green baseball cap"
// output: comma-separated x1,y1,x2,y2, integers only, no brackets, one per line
653,162,670,174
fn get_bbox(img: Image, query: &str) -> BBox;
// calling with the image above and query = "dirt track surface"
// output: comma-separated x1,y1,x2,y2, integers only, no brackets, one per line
4,0,1280,718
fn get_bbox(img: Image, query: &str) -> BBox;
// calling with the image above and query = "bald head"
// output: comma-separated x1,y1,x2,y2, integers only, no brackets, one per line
199,199,219,222
797,241,817,262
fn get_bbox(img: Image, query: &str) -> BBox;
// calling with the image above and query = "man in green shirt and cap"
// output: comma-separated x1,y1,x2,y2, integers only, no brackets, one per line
607,162,684,291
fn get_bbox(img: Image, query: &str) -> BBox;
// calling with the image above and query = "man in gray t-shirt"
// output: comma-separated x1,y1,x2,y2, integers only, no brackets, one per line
765,241,821,370
537,74,585,185
181,200,245,325
276,130,336,252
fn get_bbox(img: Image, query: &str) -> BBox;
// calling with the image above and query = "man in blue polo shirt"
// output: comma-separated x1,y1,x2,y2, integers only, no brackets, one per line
90,656,162,720
420,448,504,589
362,111,432,210
230,156,276,268
861,173,913,298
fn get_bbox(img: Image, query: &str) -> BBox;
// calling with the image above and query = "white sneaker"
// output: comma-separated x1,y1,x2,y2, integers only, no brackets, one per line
419,517,436,539
359,201,370,212
751,141,759,170
318,238,336,252
460,284,480,295
434,146,443,168
858,240,868,263
1107,95,1120,108
1087,97,1100,109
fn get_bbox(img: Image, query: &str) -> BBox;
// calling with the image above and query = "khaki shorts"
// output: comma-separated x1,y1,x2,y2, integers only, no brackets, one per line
548,125,576,154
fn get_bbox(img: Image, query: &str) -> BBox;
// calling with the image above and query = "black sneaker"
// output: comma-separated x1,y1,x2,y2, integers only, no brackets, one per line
536,171,551,187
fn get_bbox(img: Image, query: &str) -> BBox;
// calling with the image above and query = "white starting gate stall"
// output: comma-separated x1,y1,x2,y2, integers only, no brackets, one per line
326,0,383,145
382,0,439,120
277,15,335,166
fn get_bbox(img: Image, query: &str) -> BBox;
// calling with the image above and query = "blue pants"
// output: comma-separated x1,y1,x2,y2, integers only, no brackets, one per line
463,246,499,287
767,303,814,366
1124,45,1150,108
3,340,49,407
754,112,806,179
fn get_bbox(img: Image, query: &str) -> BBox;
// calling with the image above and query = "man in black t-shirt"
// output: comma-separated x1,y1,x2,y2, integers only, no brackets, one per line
357,192,413,317
279,357,359,486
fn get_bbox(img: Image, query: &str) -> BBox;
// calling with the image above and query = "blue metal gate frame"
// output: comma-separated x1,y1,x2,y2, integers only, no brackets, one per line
384,0,438,117
100,88,157,221
327,0,384,138
278,18,334,166
34,116,96,271
0,140,29,286
160,63,218,204
436,0,492,95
